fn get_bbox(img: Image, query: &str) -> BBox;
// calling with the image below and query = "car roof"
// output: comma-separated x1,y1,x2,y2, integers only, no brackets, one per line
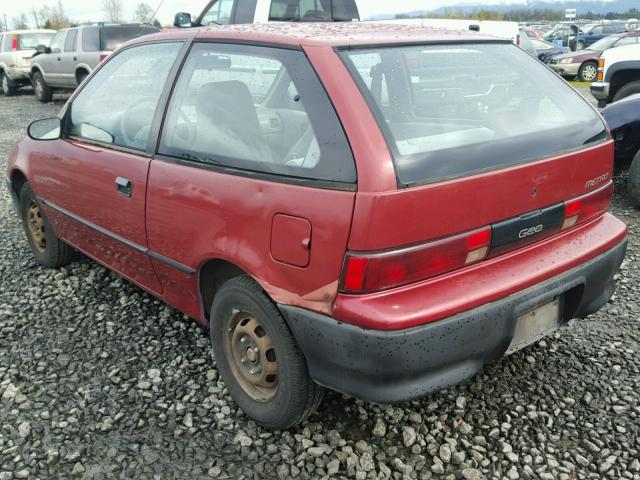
133,22,504,49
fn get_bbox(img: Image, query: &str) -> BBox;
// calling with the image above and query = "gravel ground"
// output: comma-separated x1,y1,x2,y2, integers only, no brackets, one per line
1,87,639,480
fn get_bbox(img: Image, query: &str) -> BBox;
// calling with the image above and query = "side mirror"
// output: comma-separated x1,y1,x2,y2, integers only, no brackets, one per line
174,12,193,28
28,118,61,141
35,44,51,55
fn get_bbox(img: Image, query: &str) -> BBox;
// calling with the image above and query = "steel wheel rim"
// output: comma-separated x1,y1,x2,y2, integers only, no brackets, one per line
27,200,46,252
583,64,597,81
2,75,7,93
35,78,42,97
224,310,278,402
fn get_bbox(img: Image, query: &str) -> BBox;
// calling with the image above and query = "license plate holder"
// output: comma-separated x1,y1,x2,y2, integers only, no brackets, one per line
507,298,560,355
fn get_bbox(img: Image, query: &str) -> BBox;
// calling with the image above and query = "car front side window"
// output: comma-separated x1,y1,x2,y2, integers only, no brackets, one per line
68,42,183,151
158,43,356,183
49,31,66,54
201,0,235,25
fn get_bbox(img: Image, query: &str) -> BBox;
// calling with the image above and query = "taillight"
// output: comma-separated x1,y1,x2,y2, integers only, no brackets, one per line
516,34,521,46
562,183,613,231
99,53,109,62
340,227,491,293
12,35,18,50
597,58,605,81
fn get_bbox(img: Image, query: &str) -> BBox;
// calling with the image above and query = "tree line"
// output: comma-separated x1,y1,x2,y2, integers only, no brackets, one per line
2,0,162,31
396,7,640,22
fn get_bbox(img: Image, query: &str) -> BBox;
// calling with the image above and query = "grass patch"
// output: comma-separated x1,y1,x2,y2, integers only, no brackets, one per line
570,81,593,87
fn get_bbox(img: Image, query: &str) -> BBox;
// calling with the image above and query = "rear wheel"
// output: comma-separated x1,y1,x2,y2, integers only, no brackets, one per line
33,71,53,103
578,61,598,82
19,183,73,268
576,40,585,51
612,80,640,103
1,71,18,96
210,275,323,429
628,150,640,209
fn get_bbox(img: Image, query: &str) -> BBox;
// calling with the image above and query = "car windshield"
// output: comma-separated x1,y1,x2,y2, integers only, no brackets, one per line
589,35,621,51
18,33,55,49
340,43,607,186
268,0,359,21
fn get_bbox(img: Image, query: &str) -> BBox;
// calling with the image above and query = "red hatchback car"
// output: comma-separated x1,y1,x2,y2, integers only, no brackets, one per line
6,24,628,428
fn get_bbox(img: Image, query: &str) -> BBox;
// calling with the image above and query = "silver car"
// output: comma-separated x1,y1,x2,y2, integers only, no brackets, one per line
0,30,56,96
30,23,159,102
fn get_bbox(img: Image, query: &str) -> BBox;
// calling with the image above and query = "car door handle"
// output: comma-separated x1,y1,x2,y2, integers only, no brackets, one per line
73,57,77,61
57,57,61,61
115,177,132,197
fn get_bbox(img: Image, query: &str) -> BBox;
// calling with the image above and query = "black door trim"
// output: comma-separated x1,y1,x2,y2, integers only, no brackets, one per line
37,196,196,275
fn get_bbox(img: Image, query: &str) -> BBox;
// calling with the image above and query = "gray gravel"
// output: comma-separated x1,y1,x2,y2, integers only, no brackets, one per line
1,87,639,480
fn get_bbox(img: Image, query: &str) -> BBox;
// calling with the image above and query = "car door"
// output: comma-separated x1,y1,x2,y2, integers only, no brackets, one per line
39,30,67,86
147,42,357,320
30,41,186,295
60,28,78,87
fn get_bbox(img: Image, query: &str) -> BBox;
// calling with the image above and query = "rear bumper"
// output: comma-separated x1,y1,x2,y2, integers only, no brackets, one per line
5,66,31,83
279,235,627,404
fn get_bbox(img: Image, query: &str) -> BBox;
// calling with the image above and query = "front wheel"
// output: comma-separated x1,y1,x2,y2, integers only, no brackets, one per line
628,150,640,209
210,276,323,429
1,71,18,96
576,41,585,51
578,61,598,82
612,80,640,103
33,71,53,103
19,183,73,268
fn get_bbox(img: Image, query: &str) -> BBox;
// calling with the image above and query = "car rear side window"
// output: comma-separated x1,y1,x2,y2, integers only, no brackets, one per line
64,29,78,52
100,26,160,52
18,33,55,50
341,43,607,186
69,42,183,151
158,43,356,184
82,27,100,52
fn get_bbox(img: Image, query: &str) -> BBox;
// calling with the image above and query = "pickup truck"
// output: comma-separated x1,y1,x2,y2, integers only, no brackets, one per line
591,43,640,107
173,0,518,42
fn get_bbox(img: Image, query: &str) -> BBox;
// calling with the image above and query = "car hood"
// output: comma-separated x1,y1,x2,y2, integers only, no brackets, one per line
553,50,599,62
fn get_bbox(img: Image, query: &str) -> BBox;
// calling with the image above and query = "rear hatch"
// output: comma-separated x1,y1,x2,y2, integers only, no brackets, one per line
100,25,160,52
338,42,612,293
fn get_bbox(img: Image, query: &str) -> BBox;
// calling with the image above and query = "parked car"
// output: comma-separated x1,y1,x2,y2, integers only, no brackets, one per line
519,31,569,63
544,24,580,48
30,23,159,103
602,94,640,208
550,32,640,81
0,29,56,96
6,24,627,429
174,0,519,43
569,22,628,51
523,28,545,40
591,43,640,106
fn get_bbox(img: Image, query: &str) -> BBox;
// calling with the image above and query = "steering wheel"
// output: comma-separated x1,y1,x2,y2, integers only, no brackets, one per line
120,98,158,149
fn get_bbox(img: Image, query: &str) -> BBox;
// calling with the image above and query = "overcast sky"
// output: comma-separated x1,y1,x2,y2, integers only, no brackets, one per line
0,0,614,28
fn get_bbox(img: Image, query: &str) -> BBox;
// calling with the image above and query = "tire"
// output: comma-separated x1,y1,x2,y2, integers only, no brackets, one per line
612,80,640,103
210,275,323,429
578,61,598,82
77,71,89,85
19,183,73,268
1,71,18,96
32,71,53,103
628,150,640,209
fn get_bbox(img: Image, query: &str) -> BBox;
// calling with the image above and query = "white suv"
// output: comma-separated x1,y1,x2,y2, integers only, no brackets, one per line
591,43,640,107
0,30,55,96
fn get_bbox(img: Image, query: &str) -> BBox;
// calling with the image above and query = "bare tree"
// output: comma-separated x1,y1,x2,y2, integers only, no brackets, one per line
133,2,155,24
103,0,124,22
39,1,71,30
12,13,29,30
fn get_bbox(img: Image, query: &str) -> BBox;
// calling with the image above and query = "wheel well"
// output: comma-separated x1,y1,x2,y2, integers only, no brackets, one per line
10,170,28,200
199,259,246,319
75,68,89,83
610,69,640,98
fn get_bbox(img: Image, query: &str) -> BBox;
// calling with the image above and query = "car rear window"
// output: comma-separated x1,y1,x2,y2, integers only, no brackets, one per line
18,33,55,50
340,43,607,186
269,0,359,21
100,26,159,51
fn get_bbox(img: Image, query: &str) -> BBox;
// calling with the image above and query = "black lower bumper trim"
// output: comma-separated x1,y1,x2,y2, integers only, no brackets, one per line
279,240,627,404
